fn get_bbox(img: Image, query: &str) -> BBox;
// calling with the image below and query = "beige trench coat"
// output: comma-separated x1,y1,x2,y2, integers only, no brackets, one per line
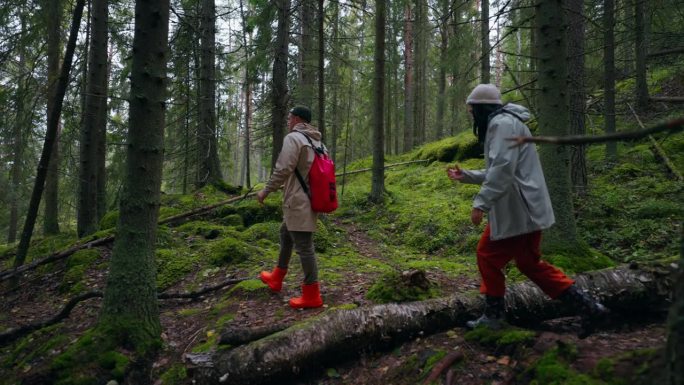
263,123,323,232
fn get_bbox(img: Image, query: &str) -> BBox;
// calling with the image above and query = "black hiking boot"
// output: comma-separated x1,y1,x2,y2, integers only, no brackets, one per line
558,284,609,338
466,295,505,330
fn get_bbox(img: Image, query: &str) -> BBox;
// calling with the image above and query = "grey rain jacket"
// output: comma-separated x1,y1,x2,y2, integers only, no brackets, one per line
460,103,555,240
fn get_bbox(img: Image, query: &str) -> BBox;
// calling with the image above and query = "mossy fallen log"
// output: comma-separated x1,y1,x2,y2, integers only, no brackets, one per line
189,262,678,385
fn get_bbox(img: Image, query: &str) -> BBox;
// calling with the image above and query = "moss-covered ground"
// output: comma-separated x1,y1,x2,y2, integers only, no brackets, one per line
1,78,681,385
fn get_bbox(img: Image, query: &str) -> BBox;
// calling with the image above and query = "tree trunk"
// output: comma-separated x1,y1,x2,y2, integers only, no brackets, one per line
298,0,316,108
317,0,325,139
436,2,448,141
98,0,168,365
413,0,427,145
43,0,63,235
535,0,581,252
403,3,414,152
370,0,386,204
481,0,490,83
13,0,86,269
271,0,290,168
635,0,649,111
604,0,617,162
567,0,587,195
329,0,340,161
190,264,677,385
239,0,251,188
197,0,223,188
78,0,109,237
7,14,28,245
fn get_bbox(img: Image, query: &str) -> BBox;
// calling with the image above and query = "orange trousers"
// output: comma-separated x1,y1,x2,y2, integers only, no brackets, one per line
476,224,574,299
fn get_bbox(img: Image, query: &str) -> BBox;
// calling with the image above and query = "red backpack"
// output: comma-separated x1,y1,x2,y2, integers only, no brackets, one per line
294,133,338,213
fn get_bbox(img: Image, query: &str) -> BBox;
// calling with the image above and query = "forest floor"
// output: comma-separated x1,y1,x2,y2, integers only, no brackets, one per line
0,216,668,385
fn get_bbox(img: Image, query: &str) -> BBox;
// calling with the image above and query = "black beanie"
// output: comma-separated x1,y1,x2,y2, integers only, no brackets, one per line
290,106,312,123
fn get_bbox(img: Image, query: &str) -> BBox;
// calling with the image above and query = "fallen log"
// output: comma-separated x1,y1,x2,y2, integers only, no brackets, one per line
189,262,678,385
0,192,255,283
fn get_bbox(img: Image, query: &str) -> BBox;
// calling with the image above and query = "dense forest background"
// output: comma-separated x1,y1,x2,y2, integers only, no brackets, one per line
0,0,683,384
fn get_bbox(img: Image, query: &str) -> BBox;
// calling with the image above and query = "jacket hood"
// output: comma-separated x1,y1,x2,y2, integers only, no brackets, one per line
502,103,531,122
292,123,322,141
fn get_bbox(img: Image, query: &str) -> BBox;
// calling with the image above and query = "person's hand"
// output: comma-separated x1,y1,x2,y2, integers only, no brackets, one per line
447,164,465,181
471,208,484,225
256,190,268,205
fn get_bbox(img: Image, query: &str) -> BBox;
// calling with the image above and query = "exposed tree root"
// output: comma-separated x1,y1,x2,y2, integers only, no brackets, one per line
0,277,250,346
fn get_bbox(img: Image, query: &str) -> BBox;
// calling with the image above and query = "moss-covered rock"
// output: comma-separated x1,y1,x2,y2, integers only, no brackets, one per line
159,364,188,385
366,270,439,303
220,214,244,229
156,248,199,291
176,221,239,240
234,199,282,227
411,132,480,163
59,249,100,294
240,221,281,243
207,237,256,266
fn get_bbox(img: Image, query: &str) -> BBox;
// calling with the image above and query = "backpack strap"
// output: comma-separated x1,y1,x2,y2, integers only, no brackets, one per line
294,132,318,197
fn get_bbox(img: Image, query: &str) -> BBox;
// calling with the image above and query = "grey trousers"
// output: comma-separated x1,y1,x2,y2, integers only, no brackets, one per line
277,222,318,284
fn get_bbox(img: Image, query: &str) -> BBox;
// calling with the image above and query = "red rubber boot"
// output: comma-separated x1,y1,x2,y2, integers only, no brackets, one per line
260,267,287,292
289,282,323,309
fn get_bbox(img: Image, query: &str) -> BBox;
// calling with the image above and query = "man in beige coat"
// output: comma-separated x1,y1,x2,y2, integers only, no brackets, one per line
257,106,324,309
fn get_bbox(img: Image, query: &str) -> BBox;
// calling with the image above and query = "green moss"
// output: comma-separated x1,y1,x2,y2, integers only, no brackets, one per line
207,237,256,266
521,344,601,385
313,219,335,253
228,279,266,293
411,132,480,163
191,330,218,353
233,198,282,226
220,213,244,228
158,206,182,221
25,232,78,263
156,248,199,290
464,326,536,347
3,325,67,373
96,351,128,379
99,210,119,230
159,364,188,385
50,328,133,385
60,249,100,294
176,221,239,240
366,270,439,304
240,221,281,243
178,308,204,317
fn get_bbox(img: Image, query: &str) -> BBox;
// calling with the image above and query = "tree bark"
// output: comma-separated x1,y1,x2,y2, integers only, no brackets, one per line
604,0,617,162
298,0,316,108
43,0,63,235
197,0,223,188
370,0,386,203
535,0,581,253
239,0,251,188
480,0,490,83
7,13,28,245
190,263,678,385
635,0,649,111
13,0,86,269
403,3,414,152
98,0,169,357
271,0,290,168
78,0,109,237
317,0,325,139
567,0,587,194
